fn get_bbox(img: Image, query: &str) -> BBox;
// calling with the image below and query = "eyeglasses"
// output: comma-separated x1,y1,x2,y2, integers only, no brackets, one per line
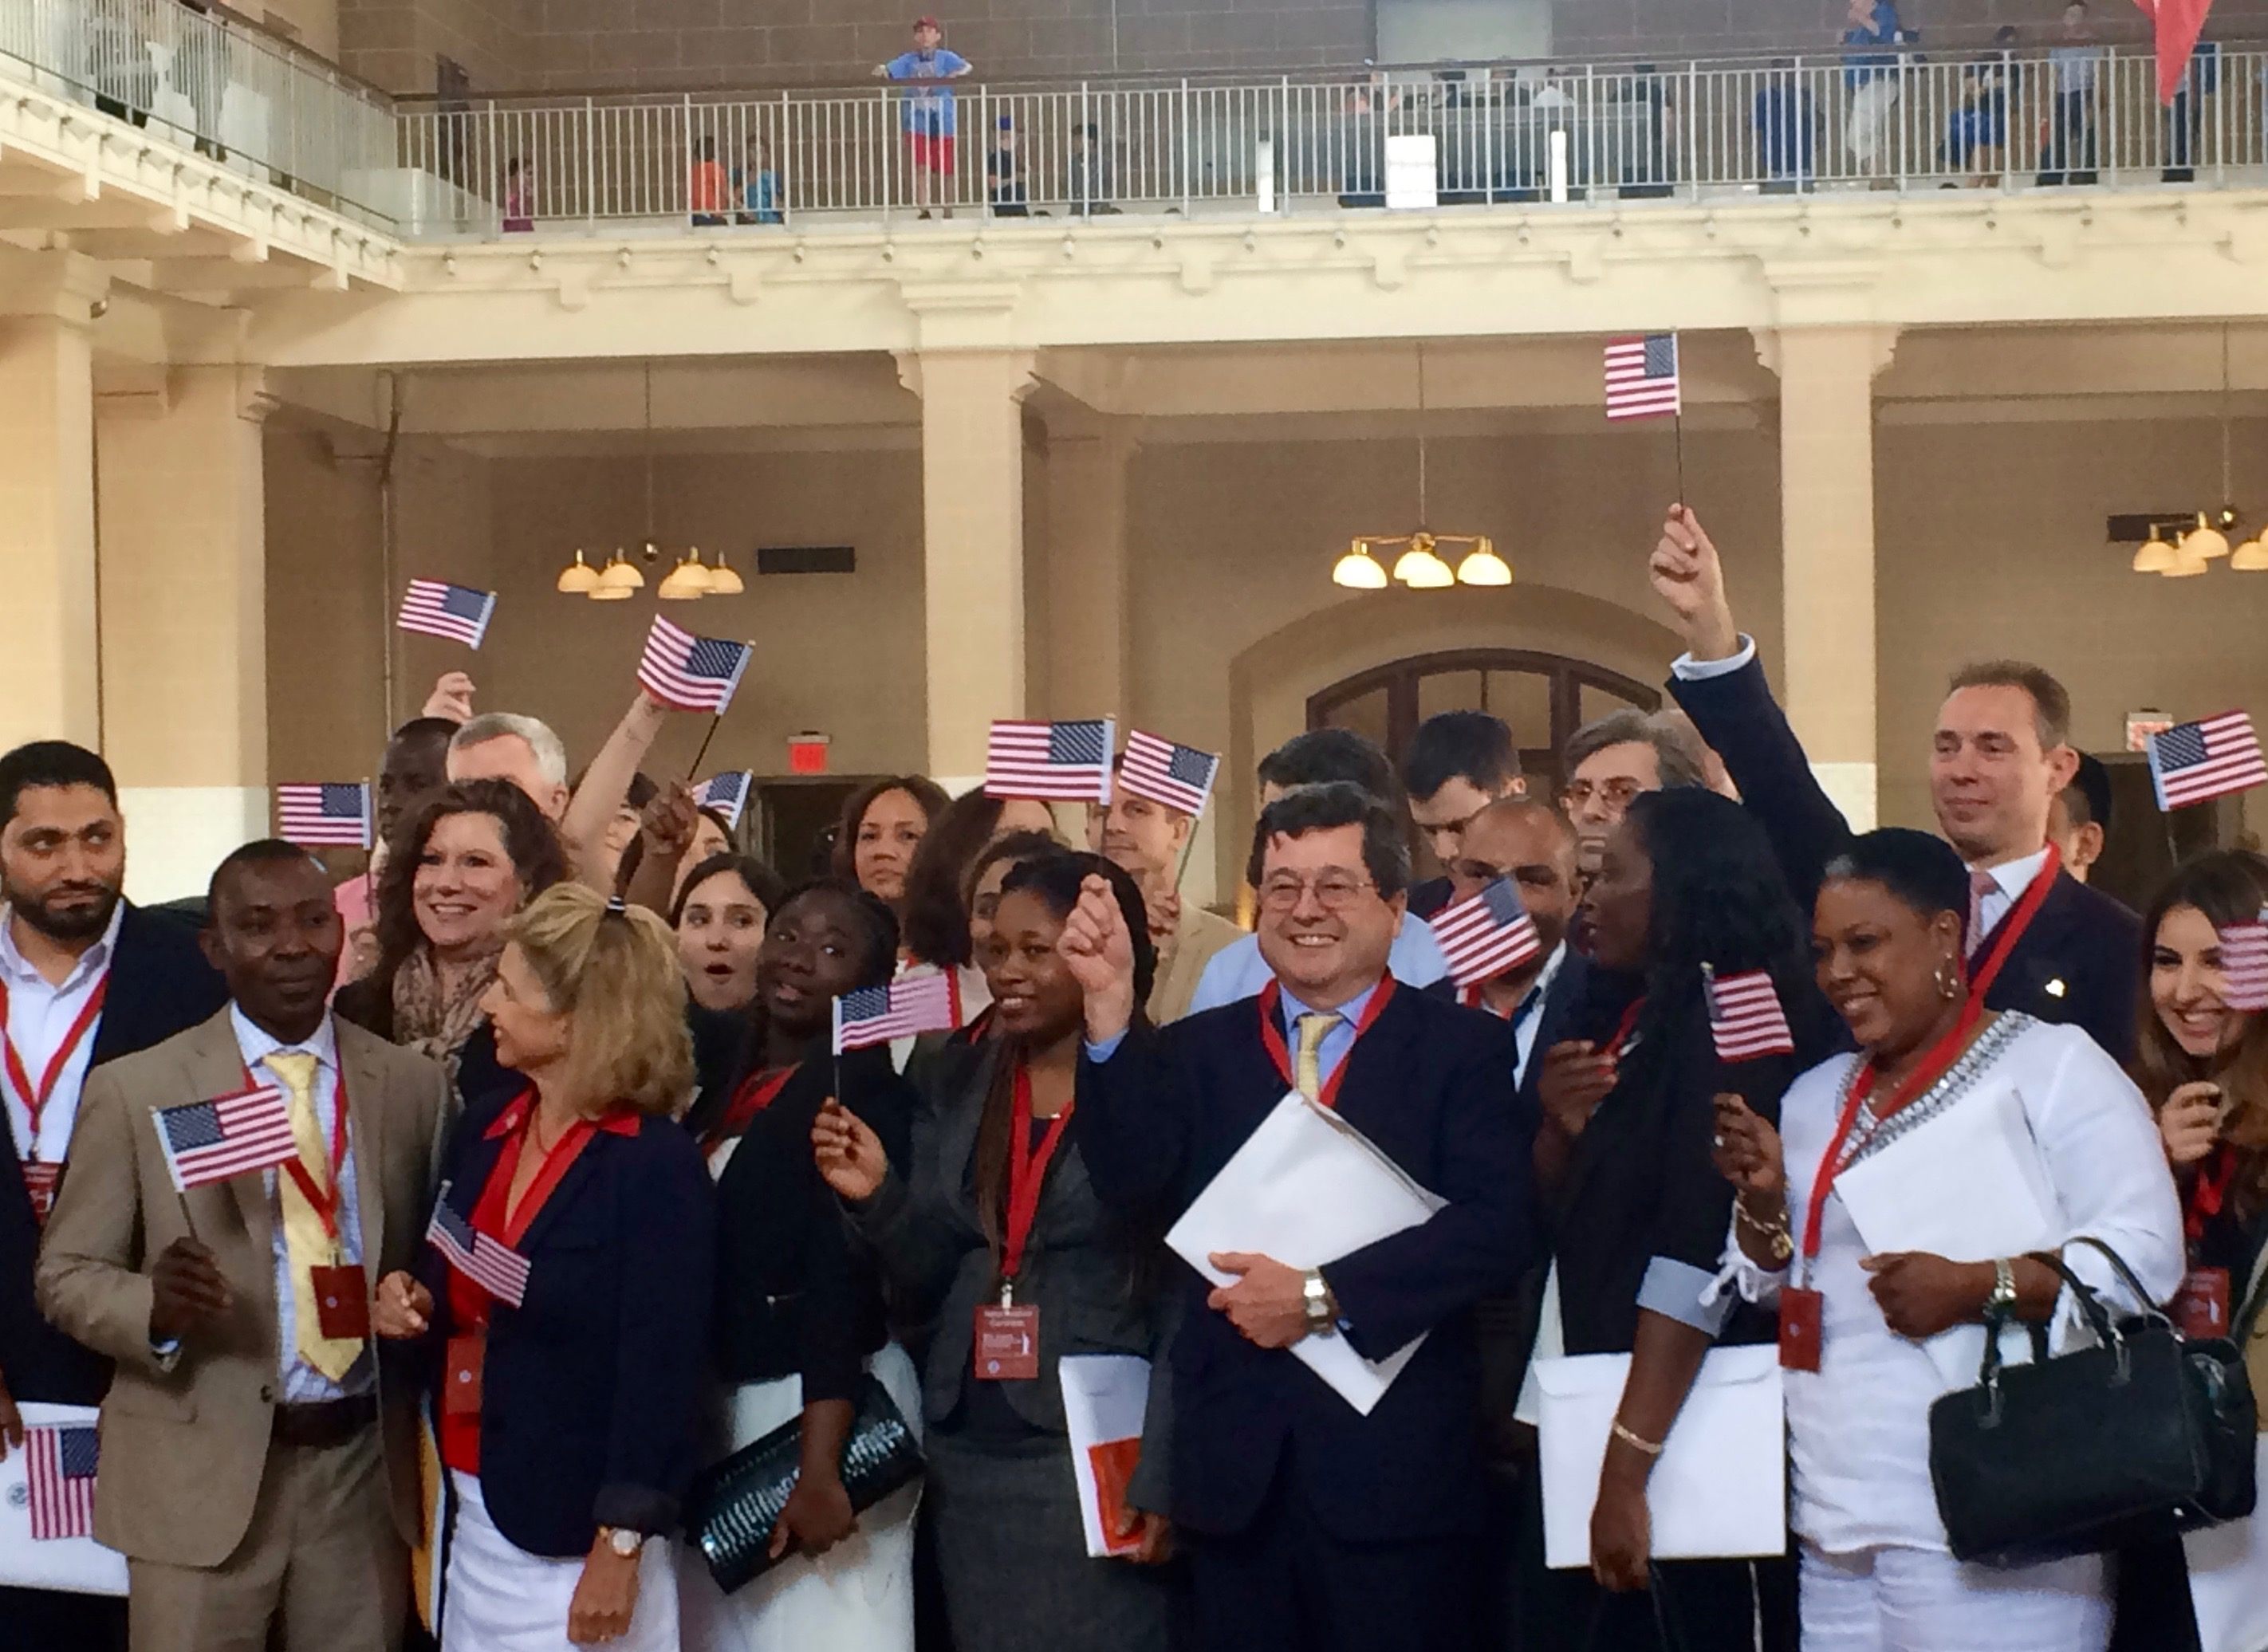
1561,777,1645,812
1257,871,1377,912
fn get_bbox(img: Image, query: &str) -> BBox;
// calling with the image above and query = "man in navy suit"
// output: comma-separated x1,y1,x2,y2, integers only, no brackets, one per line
1404,711,1528,922
0,741,226,1652
1063,782,1536,1652
1648,505,2140,1061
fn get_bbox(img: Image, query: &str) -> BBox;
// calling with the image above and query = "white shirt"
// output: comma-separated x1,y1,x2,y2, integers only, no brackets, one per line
1713,1016,2182,1554
1510,942,1567,1090
230,1005,372,1402
0,902,123,1166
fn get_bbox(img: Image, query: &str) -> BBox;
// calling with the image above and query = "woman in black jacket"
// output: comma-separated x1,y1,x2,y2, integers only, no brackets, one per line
677,879,921,1652
1523,788,1834,1652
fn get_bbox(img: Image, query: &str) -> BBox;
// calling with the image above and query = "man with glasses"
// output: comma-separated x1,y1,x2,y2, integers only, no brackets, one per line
1557,709,1707,882
1064,781,1534,1652
1404,711,1526,922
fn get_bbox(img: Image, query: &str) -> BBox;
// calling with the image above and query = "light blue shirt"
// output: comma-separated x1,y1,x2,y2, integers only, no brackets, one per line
1085,980,1382,1090
1187,922,1447,1017
230,1005,372,1402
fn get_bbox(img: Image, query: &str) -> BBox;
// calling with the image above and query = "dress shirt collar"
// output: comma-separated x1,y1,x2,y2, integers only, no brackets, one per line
1970,845,2053,906
1278,978,1381,1034
1522,941,1569,1014
230,1002,340,1074
0,900,124,993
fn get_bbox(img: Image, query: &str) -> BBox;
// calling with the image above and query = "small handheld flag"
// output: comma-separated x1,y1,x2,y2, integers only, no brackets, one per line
2147,711,2268,811
1605,333,1682,421
24,1423,98,1541
833,974,961,1053
425,1196,531,1308
396,580,497,649
276,782,373,849
691,771,753,832
986,718,1115,804
2219,911,2268,1013
1704,965,1795,1062
639,616,754,714
154,1087,297,1194
1118,730,1221,818
1429,878,1542,991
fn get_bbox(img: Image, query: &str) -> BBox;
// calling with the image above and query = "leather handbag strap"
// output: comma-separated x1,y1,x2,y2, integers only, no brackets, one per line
2064,1235,2168,1320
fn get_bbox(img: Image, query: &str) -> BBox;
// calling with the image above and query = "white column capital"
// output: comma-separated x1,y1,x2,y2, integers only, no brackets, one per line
1750,323,1902,380
0,250,112,329
894,346,1039,404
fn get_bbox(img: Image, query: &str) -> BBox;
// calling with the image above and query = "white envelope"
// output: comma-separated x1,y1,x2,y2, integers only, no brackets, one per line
1164,1091,1445,1416
2185,1438,2268,1652
0,1403,128,1596
1059,1355,1151,1560
1533,1345,1787,1571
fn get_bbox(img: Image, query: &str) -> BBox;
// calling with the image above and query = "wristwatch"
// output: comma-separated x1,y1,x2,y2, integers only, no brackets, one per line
1301,1269,1336,1337
597,1526,643,1560
1984,1258,2018,1318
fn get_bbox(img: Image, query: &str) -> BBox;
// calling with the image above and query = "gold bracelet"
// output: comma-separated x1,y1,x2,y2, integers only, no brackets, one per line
1734,1198,1794,1261
1610,1420,1666,1457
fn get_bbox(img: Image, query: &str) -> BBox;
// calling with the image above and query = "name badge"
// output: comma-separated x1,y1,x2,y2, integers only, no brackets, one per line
20,1162,60,1229
311,1263,371,1340
444,1333,486,1418
973,1304,1040,1382
2171,1267,2231,1342
1778,1287,1823,1373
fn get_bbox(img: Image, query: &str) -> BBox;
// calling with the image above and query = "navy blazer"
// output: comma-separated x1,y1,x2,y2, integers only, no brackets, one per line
422,1095,715,1559
1077,982,1537,1543
1669,652,2140,1063
0,903,225,1405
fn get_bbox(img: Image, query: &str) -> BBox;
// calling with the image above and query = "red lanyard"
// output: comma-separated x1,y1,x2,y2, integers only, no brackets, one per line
2187,1145,2237,1245
1257,976,1398,1111
1967,843,2061,1003
1602,997,1646,1060
703,1065,797,1154
1001,1061,1074,1285
0,973,110,1162
1799,997,1983,1281
250,1056,352,1250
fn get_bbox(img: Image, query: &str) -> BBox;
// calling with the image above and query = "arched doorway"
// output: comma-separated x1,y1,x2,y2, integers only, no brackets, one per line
1307,648,1661,804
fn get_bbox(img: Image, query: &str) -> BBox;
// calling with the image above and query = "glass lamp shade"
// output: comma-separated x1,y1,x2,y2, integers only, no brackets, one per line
1392,533,1455,588
1332,545,1390,589
588,582,635,602
706,551,746,596
2182,513,2231,560
1455,540,1512,586
2131,536,2178,574
599,552,645,591
657,554,713,600
2231,537,2268,570
555,549,600,593
2164,542,2211,578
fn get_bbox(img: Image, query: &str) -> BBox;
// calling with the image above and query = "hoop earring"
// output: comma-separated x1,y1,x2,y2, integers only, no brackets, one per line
1934,958,1962,1001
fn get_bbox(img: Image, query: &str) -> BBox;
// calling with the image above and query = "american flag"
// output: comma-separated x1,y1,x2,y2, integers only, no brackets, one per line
396,580,497,648
1428,878,1542,990
153,1086,297,1193
1704,966,1796,1062
691,771,752,831
2147,711,2268,810
2219,910,2268,1013
426,1197,531,1308
638,616,753,714
986,718,1116,804
1605,333,1683,421
24,1423,98,1541
275,782,372,848
1118,730,1221,817
833,973,961,1053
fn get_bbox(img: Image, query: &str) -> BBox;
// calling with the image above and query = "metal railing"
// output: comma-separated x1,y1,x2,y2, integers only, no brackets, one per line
0,0,398,226
392,46,2268,237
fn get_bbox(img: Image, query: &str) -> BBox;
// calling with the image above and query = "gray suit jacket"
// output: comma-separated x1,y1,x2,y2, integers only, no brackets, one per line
849,1040,1176,1508
36,1009,450,1567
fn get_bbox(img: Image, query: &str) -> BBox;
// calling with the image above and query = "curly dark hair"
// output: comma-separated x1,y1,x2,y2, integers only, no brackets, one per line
901,789,1025,968
829,775,951,894
343,780,569,1039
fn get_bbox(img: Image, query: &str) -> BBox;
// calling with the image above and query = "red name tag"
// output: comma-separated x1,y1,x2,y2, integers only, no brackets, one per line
311,1264,371,1341
1779,1287,1823,1372
20,1162,59,1229
2171,1268,2231,1342
974,1304,1040,1382
444,1333,486,1418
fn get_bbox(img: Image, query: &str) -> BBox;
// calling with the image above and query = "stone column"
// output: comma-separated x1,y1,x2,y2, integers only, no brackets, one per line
96,367,276,901
903,348,1038,788
1041,425,1135,724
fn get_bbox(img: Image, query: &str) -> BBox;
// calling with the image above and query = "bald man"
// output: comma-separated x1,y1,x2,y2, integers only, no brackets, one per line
1442,798,1584,1095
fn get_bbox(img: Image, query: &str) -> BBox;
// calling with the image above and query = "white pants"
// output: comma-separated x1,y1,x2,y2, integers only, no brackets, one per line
441,1471,681,1652
1798,1542,2110,1652
1845,77,1899,170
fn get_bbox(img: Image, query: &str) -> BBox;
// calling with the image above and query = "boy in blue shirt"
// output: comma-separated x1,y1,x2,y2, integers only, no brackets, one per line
874,16,972,218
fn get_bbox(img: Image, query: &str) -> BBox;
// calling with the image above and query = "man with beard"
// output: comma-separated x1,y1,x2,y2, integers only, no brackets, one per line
0,741,225,1650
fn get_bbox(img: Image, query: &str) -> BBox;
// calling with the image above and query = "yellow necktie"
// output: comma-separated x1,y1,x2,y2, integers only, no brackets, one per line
1293,1013,1337,1103
266,1050,360,1383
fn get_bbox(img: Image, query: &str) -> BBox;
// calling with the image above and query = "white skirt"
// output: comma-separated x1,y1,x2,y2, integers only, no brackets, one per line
677,1343,923,1652
442,1470,681,1652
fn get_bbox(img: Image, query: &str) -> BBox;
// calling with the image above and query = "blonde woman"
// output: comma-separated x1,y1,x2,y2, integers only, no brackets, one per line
375,885,715,1651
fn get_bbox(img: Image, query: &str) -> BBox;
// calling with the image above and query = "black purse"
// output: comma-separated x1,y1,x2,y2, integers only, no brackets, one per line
1927,1237,2258,1564
681,1373,925,1595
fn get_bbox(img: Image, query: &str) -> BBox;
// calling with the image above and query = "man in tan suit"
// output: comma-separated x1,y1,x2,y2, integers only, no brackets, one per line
1088,757,1241,1025
38,841,448,1652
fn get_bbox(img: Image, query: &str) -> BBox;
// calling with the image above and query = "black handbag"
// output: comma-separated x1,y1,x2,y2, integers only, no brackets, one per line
681,1373,925,1595
1927,1237,2258,1564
